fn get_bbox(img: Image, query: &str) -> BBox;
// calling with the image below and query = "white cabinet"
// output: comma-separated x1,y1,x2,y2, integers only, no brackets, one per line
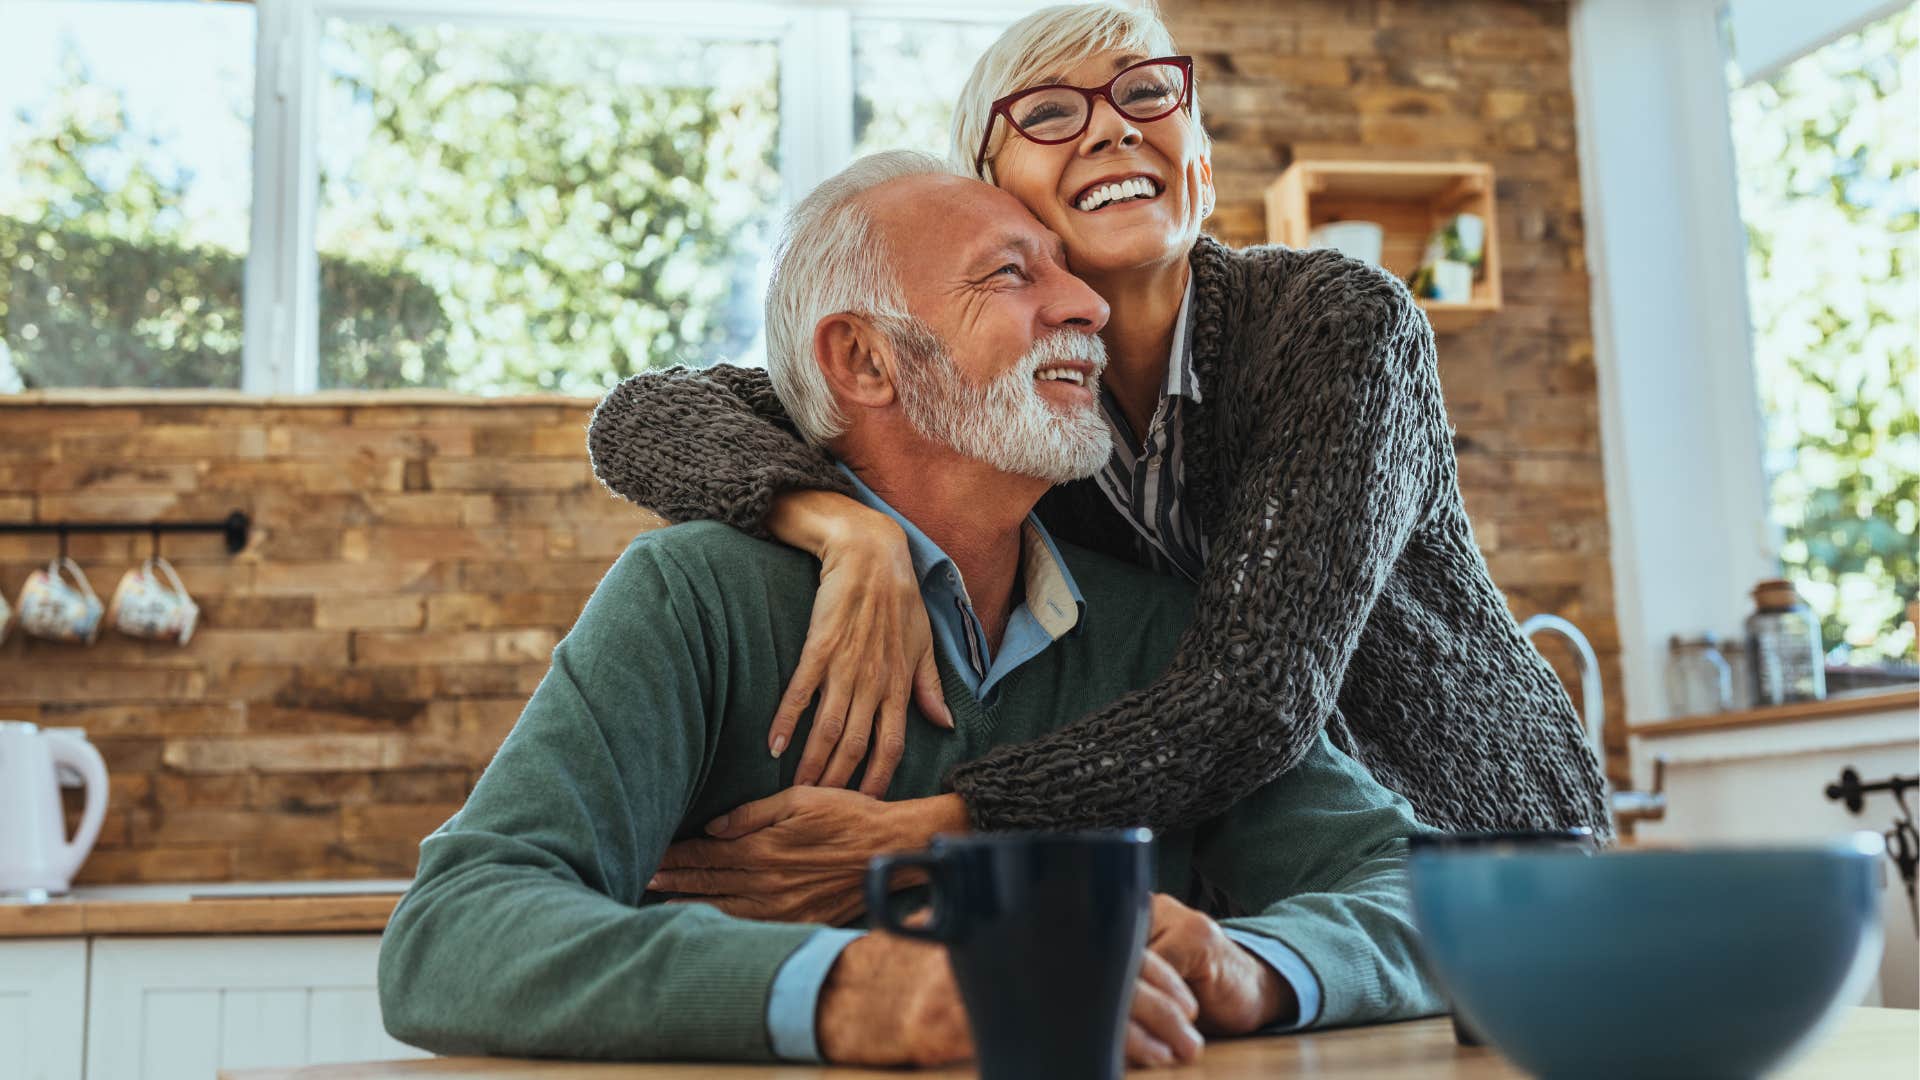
84,935,428,1080
1635,705,1920,1009
0,939,87,1080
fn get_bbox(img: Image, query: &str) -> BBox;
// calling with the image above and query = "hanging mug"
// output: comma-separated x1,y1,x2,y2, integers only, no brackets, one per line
16,557,105,645
109,556,198,646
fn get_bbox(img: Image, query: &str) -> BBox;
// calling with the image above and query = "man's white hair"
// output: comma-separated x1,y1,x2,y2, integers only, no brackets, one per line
765,149,958,445
949,1,1205,184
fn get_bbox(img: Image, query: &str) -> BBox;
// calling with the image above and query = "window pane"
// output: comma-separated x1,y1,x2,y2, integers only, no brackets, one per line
0,0,253,391
316,20,780,394
853,19,1009,160
1728,7,1919,664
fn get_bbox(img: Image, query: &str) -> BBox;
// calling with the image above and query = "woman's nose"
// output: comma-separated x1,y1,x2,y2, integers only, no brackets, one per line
1078,98,1143,156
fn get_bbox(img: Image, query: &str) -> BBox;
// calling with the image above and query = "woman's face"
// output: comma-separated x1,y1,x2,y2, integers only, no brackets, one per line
989,49,1213,280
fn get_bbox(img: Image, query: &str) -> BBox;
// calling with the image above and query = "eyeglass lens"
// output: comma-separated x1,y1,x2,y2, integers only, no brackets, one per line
1009,62,1187,141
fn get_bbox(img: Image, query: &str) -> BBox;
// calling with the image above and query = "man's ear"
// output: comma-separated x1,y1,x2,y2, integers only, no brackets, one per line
814,313,897,411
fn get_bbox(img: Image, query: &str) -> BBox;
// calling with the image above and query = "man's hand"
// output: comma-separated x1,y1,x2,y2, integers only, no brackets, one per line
1147,894,1297,1035
819,931,1210,1068
817,934,972,1066
648,789,968,925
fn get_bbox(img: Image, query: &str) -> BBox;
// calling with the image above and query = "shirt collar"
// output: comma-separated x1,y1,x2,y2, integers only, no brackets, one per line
835,464,1084,640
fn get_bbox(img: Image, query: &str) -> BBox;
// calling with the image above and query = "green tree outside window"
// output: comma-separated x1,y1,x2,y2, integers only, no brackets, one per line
1729,6,1920,664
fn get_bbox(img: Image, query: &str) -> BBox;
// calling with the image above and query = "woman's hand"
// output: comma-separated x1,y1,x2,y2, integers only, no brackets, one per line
648,790,969,925
766,490,955,796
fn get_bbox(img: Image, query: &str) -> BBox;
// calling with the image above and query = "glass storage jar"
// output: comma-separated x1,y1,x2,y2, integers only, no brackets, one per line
1667,634,1732,716
1745,579,1826,706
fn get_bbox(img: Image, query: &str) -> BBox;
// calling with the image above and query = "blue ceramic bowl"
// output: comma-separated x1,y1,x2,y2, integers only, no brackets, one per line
1410,837,1884,1079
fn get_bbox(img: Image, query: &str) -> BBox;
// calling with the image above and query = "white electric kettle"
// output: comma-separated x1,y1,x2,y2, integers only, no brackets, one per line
0,721,108,897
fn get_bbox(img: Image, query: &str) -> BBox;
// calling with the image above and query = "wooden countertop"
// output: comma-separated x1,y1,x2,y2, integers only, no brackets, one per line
220,1009,1918,1080
0,880,406,938
1633,686,1916,738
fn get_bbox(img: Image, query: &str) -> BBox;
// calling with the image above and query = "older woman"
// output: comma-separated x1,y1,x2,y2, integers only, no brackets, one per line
588,1,1607,894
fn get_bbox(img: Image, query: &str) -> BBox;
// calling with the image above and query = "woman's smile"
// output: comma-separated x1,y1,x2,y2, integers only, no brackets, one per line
993,49,1211,279
1072,173,1164,213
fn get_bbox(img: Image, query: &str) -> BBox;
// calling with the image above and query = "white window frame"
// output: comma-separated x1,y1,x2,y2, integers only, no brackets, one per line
1569,0,1908,739
239,0,1041,394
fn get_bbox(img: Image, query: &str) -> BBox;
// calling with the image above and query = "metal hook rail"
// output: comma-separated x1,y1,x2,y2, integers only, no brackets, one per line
0,511,250,556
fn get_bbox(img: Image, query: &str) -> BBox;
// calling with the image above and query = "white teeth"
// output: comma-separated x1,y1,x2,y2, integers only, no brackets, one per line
1075,177,1159,212
1035,368,1085,385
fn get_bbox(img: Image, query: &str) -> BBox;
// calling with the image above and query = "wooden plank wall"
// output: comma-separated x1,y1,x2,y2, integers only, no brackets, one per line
0,0,1620,884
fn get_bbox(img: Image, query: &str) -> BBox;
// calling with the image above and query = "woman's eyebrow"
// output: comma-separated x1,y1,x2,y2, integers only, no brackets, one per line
1031,53,1145,88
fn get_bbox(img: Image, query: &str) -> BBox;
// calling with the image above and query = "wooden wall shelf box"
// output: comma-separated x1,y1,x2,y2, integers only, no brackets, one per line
1264,160,1502,334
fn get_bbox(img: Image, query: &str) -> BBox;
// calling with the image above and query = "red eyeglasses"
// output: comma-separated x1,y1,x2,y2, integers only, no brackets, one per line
973,56,1194,176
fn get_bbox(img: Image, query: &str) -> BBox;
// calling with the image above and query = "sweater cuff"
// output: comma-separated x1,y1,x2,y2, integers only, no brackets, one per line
1222,928,1321,1030
1220,919,1384,1031
716,463,859,541
649,917,828,1060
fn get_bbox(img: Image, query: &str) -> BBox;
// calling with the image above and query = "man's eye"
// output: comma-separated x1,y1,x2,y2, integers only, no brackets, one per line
994,263,1023,279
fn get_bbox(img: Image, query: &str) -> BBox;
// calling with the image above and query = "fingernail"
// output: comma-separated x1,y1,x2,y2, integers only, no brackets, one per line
770,734,789,756
705,815,729,835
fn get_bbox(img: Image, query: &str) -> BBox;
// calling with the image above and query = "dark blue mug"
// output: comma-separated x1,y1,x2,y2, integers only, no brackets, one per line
865,828,1155,1080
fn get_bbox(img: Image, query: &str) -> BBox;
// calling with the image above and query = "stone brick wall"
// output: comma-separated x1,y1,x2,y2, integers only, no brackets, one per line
0,394,660,883
0,0,1623,885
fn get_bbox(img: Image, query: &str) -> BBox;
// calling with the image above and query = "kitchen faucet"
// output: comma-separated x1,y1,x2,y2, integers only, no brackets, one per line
1519,614,1667,833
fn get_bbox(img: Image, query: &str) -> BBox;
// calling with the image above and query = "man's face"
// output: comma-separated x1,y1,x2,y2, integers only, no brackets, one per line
862,176,1114,483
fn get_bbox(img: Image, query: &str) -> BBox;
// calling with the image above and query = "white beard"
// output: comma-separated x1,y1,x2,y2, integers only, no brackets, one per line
889,320,1113,484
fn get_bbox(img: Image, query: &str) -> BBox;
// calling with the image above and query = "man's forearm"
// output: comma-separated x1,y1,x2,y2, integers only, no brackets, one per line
381,835,821,1061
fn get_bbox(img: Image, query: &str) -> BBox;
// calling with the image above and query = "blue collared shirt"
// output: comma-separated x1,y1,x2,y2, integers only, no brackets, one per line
837,464,1085,702
763,465,1318,1060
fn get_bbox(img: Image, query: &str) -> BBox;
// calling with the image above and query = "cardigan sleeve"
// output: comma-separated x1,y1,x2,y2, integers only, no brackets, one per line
586,364,856,540
948,264,1448,832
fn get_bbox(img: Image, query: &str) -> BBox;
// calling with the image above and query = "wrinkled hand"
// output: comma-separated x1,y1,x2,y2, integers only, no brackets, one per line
773,508,954,796
818,933,971,1065
649,788,965,925
1147,894,1296,1036
819,929,1210,1069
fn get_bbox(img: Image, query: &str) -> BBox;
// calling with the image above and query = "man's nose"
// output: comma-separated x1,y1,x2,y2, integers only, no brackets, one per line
1077,97,1143,156
1041,271,1111,335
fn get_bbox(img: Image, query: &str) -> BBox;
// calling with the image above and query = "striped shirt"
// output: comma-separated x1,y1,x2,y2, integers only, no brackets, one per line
1093,277,1211,584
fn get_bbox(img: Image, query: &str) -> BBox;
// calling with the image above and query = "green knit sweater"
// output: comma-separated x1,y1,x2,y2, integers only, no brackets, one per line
377,521,1442,1061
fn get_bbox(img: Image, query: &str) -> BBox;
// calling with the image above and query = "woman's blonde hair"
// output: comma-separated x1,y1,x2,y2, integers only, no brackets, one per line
950,1,1205,184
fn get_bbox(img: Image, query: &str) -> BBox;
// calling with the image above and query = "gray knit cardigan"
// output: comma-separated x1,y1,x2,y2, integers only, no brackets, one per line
586,236,1612,839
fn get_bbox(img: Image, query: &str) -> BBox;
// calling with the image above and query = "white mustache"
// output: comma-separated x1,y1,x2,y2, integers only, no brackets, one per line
1015,330,1108,388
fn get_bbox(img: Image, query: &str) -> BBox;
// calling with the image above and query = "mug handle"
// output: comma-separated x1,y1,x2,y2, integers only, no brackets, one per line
149,555,189,598
865,851,955,943
56,556,100,605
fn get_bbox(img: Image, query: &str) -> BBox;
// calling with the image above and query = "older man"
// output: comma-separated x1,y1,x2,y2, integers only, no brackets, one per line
378,151,1441,1067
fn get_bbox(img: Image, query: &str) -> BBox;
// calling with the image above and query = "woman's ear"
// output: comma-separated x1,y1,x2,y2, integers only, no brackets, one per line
1196,153,1215,220
814,314,897,411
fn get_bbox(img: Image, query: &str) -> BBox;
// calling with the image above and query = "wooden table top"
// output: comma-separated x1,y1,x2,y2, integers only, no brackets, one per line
222,1007,1917,1080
